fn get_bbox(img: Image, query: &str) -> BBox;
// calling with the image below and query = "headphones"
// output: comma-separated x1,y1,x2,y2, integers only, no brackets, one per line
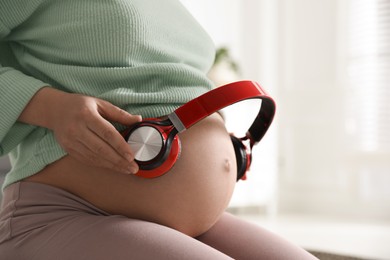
121,80,276,181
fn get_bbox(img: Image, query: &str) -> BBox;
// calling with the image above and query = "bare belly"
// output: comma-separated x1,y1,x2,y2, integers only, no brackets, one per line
25,113,237,237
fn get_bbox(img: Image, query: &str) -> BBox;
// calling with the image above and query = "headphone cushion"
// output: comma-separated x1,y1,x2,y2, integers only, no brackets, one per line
230,135,248,181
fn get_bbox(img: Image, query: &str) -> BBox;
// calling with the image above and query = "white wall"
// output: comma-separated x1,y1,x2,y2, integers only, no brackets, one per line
276,0,347,215
181,0,279,211
276,0,390,220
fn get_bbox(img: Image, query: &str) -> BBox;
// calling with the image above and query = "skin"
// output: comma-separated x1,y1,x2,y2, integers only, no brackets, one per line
21,87,237,237
18,87,142,174
15,87,318,260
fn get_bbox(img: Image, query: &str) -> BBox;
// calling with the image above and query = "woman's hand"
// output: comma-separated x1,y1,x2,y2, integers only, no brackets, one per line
19,87,142,174
51,92,142,174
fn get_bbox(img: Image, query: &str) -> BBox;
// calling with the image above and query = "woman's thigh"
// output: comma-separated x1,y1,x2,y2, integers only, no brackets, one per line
2,216,233,260
1,215,235,260
197,212,318,260
0,182,232,260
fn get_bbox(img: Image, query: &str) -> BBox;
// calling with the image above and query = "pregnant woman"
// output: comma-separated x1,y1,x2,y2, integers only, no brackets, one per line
0,0,317,259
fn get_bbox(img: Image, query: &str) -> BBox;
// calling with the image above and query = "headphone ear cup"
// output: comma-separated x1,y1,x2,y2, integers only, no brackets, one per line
230,135,248,181
122,119,181,178
136,134,181,178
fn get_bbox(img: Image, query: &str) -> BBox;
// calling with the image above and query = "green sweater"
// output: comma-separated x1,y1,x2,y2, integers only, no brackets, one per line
0,0,216,189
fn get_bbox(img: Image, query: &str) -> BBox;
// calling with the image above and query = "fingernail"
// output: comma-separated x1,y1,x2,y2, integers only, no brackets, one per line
132,167,139,174
127,165,138,174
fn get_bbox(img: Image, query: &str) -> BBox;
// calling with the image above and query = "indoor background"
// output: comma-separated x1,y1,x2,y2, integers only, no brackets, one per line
1,0,389,259
180,0,390,259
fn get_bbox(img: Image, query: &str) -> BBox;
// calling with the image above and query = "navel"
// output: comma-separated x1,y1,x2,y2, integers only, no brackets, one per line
224,159,231,172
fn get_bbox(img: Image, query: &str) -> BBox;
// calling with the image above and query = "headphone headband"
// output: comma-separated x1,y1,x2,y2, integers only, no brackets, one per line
168,80,276,144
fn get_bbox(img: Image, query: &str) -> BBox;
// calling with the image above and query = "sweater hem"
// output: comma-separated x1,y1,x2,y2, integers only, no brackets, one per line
2,147,67,190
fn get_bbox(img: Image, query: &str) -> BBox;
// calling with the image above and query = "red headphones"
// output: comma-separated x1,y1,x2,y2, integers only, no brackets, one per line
121,80,276,181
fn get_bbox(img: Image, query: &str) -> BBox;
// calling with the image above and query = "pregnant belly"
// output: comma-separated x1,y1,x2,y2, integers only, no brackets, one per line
25,113,237,237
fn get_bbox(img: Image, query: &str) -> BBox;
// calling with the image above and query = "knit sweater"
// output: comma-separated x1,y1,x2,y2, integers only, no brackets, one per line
0,0,216,189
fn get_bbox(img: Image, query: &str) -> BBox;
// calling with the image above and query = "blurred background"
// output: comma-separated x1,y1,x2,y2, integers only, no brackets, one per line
1,0,389,259
180,0,389,259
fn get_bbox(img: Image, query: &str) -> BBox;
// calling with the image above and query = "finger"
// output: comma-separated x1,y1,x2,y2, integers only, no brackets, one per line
77,129,139,174
85,113,139,165
97,100,142,126
68,139,138,174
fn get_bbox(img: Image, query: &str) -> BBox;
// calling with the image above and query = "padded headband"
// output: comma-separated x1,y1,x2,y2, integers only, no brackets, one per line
168,80,276,145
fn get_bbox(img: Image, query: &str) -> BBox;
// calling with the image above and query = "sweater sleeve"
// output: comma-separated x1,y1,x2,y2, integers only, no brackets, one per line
0,11,48,155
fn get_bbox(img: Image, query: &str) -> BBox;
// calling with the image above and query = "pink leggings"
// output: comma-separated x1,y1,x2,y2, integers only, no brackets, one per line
0,181,317,260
